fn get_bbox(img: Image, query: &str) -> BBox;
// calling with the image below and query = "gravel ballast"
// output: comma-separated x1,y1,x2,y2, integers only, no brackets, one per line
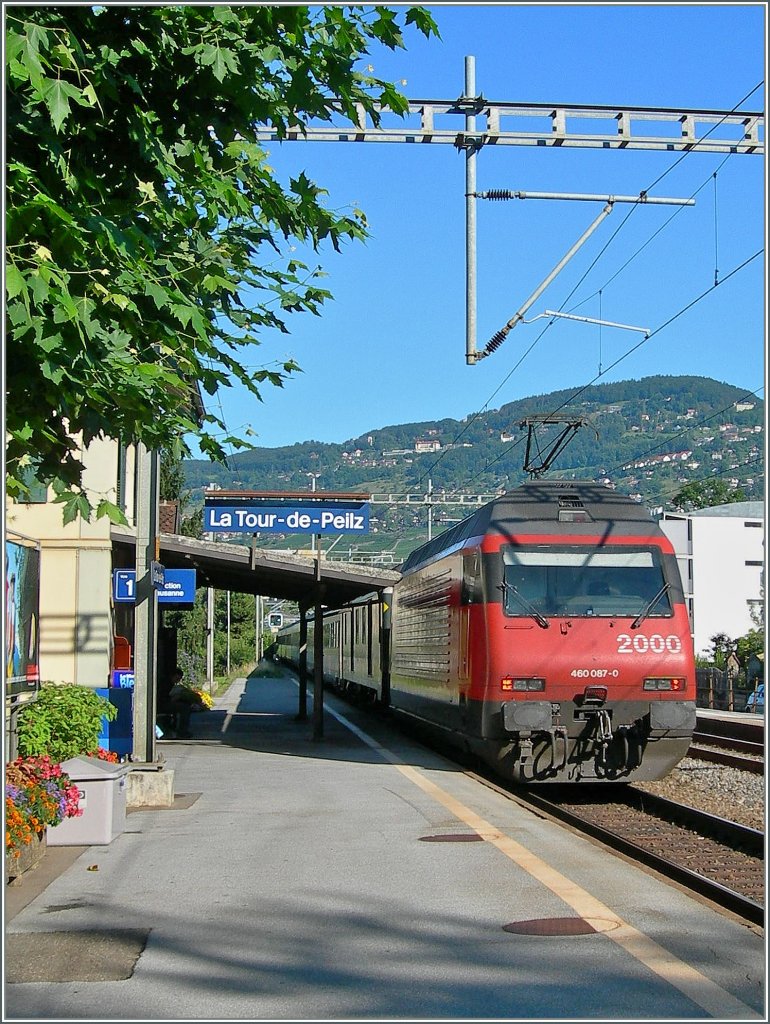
632,757,766,830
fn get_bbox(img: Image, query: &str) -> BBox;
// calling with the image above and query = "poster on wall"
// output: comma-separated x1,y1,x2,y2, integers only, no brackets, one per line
5,537,41,698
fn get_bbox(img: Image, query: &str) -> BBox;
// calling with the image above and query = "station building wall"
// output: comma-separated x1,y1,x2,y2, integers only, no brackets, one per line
659,503,764,657
6,436,139,689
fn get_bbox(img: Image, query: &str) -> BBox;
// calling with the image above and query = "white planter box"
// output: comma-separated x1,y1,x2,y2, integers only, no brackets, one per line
48,756,130,846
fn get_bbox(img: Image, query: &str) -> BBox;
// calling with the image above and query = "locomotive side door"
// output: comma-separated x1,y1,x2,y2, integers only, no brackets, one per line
458,550,481,727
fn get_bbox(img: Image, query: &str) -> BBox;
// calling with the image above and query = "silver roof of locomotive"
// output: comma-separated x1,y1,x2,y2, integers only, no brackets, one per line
400,481,655,575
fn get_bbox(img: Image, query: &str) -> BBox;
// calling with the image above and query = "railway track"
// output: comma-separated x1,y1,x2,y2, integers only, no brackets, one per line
691,717,765,773
330,685,764,922
687,744,763,772
469,771,765,926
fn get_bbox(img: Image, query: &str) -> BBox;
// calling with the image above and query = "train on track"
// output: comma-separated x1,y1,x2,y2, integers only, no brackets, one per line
276,481,696,783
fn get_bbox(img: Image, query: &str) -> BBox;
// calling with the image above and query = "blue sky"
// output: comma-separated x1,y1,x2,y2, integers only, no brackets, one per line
203,3,766,455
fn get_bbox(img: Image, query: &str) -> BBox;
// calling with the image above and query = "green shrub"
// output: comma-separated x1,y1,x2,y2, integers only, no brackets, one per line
16,684,117,763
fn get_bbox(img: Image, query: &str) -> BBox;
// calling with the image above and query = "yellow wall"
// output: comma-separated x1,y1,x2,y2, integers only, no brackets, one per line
6,436,137,687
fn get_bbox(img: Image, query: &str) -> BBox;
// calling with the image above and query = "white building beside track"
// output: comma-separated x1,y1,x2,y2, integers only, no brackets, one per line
658,501,764,657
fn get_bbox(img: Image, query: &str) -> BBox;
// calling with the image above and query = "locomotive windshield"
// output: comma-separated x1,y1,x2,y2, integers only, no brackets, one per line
501,545,673,619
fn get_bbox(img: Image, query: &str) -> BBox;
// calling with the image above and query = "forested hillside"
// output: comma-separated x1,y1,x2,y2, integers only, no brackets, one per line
183,376,763,518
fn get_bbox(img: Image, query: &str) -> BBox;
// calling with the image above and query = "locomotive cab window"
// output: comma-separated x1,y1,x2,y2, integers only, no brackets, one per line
501,546,673,619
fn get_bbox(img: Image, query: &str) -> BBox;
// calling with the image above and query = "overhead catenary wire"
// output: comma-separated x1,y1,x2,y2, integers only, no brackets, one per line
598,290,603,375
643,455,764,510
713,171,720,287
418,226,755,496
456,249,763,489
421,411,764,543
567,150,734,314
390,380,764,538
562,83,763,310
479,80,764,362
641,80,764,196
416,85,761,492
415,315,555,490
600,385,765,480
346,83,766,521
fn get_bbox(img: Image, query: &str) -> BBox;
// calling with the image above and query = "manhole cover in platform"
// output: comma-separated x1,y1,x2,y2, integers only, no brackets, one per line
503,917,597,936
5,929,149,983
419,833,484,842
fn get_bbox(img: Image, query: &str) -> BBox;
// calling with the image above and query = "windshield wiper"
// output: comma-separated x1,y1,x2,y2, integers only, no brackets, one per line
499,582,549,629
631,583,671,629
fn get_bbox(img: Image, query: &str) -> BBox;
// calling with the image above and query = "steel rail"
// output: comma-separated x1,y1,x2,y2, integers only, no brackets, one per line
690,721,765,773
688,744,764,774
692,730,765,756
325,679,764,922
466,770,764,926
626,789,765,855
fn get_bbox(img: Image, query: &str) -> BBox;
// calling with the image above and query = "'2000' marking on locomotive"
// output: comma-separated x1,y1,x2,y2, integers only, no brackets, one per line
616,633,683,654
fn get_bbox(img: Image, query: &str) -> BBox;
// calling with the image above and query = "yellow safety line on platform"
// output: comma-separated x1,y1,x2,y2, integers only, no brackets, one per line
325,702,761,1021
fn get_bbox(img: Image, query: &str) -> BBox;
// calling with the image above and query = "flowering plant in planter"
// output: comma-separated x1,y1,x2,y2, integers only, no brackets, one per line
16,683,117,763
85,747,120,763
5,756,81,859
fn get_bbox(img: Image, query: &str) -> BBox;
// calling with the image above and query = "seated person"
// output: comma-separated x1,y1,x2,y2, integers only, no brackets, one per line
168,668,206,739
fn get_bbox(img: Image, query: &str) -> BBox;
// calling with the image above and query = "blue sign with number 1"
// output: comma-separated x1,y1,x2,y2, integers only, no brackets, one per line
112,569,196,604
113,570,136,603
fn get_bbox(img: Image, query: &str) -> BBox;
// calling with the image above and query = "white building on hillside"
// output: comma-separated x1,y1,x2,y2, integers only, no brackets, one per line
658,501,764,657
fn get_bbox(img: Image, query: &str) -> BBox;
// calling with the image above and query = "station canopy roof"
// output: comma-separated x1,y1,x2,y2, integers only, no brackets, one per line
111,527,401,607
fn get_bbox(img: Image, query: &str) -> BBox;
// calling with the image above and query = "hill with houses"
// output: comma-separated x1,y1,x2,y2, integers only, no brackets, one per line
182,375,763,554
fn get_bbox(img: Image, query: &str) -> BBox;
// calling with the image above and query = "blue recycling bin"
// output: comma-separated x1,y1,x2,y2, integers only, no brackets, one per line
96,687,133,757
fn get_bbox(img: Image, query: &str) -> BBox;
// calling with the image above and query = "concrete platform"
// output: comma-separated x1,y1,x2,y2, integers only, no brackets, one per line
4,664,765,1020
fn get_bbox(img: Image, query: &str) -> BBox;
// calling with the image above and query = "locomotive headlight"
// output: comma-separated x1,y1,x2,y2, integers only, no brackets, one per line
644,677,686,691
501,677,545,692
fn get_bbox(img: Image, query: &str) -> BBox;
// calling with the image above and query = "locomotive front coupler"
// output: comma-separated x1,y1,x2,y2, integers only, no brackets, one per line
577,706,614,746
540,726,568,771
516,732,534,767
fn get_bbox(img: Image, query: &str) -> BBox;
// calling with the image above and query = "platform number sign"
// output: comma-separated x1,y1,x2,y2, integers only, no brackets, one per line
112,568,196,604
113,570,136,603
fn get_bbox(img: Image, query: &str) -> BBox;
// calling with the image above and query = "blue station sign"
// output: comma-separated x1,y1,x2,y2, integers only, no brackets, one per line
203,501,370,535
113,569,137,603
112,670,135,689
112,568,197,604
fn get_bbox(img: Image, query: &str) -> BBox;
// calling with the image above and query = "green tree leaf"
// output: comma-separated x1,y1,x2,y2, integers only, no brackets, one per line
5,264,27,299
43,78,83,131
96,499,129,525
5,4,439,522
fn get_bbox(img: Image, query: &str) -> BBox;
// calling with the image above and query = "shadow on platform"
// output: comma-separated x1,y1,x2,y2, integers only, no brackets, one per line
158,669,440,769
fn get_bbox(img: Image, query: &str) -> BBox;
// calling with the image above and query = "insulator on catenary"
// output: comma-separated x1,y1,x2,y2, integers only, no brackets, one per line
478,189,515,201
484,328,508,354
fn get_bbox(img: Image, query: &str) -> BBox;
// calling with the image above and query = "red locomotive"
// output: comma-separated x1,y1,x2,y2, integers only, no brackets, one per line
278,481,696,783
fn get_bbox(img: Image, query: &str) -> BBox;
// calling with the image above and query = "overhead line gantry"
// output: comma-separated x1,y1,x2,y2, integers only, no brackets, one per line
255,56,763,365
